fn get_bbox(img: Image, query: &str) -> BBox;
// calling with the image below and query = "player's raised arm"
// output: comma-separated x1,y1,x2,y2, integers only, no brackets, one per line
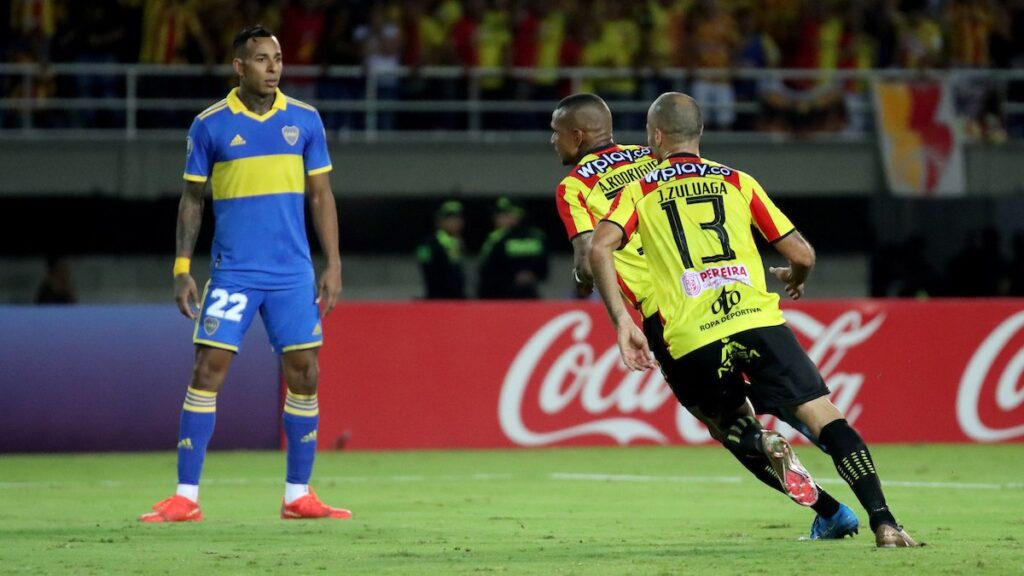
173,180,205,319
769,231,816,300
590,221,655,371
307,172,342,316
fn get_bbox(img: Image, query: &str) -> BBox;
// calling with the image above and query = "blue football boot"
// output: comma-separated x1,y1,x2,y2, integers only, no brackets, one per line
810,503,860,540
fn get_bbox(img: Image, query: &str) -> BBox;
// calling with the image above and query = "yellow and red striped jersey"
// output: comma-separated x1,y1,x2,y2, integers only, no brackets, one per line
556,143,659,317
604,152,794,358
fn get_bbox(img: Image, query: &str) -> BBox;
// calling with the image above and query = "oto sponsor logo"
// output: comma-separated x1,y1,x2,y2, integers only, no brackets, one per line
644,162,733,183
711,287,741,316
957,311,1024,442
499,309,881,446
576,147,653,179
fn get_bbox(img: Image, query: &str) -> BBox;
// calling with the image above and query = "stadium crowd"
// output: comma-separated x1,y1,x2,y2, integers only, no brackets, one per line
4,0,1024,134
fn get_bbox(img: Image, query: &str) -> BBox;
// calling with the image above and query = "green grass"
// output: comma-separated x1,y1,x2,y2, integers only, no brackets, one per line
1,445,1022,575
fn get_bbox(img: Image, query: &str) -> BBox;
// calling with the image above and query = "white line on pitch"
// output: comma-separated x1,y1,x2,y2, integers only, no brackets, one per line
818,478,1024,490
2,473,1021,491
551,473,742,484
550,473,1024,490
0,473,514,490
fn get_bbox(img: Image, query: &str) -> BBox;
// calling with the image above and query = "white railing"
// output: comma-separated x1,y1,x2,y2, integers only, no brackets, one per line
0,63,1021,141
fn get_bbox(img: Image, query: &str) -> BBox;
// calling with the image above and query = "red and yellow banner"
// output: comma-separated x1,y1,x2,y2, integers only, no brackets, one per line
873,80,965,196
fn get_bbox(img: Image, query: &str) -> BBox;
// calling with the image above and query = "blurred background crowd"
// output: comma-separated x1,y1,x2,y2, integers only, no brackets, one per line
2,0,1023,303
4,0,1024,136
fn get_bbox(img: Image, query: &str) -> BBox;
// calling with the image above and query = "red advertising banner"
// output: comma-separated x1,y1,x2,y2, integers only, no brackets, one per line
317,300,1024,450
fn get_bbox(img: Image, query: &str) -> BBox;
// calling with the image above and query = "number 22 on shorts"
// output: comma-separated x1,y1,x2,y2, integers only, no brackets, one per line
206,288,248,322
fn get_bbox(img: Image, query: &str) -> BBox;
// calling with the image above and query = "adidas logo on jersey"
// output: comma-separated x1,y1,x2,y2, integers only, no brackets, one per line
312,323,322,336
230,134,246,147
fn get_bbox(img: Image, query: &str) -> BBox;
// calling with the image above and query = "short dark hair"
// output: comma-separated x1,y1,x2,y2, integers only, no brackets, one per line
555,93,606,113
233,25,274,56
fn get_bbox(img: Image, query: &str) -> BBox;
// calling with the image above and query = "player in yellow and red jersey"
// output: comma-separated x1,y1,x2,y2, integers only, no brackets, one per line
551,94,864,539
591,92,921,548
552,94,659,314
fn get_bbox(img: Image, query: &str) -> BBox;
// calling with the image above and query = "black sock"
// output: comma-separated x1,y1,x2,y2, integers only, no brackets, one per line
819,419,897,531
811,487,841,518
726,446,840,517
726,446,782,492
724,415,762,456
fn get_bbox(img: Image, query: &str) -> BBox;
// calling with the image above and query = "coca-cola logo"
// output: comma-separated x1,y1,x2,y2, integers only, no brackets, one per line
499,309,884,446
957,311,1024,442
498,311,672,446
766,310,885,441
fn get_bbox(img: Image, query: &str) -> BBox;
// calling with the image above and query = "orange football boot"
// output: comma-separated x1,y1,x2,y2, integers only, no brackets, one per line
281,487,352,520
139,495,203,523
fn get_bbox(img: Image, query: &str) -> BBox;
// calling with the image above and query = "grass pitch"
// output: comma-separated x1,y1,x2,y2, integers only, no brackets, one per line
1,445,1022,575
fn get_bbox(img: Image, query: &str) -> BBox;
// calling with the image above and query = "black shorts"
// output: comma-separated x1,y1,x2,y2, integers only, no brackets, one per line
642,313,672,368
643,313,748,417
658,324,830,419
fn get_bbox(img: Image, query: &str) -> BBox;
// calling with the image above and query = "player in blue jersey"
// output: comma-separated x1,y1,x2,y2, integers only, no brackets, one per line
140,26,349,522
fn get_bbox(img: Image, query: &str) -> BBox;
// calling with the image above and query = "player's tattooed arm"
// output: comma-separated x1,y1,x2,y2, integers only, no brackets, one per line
571,231,594,294
769,230,815,300
590,222,655,371
176,181,205,259
173,180,205,319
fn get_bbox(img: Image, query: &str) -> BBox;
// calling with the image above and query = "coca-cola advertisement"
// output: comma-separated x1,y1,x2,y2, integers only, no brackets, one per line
316,300,1024,450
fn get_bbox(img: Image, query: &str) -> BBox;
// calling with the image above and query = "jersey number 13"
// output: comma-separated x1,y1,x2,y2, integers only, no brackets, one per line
661,196,736,269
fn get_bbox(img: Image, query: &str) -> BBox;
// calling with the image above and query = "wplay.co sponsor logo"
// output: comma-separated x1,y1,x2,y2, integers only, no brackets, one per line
576,147,652,179
644,162,733,184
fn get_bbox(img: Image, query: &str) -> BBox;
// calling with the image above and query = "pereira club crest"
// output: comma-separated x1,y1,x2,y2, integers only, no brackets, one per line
281,126,299,146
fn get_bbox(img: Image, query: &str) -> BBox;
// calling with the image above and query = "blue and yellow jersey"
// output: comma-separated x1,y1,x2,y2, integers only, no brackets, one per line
604,153,794,359
184,87,332,289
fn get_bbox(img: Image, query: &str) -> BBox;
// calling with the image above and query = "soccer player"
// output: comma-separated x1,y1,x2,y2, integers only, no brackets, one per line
590,92,921,547
140,26,350,522
552,93,858,540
